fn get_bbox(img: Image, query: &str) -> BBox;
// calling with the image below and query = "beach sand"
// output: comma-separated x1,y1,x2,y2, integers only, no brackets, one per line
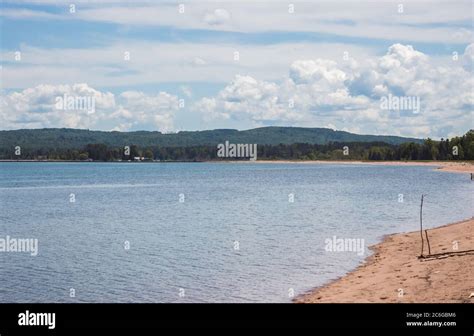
241,160,474,174
295,218,474,303
433,162,474,174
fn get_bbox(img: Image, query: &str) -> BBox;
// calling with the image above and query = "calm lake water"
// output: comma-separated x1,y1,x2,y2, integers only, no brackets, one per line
0,162,472,302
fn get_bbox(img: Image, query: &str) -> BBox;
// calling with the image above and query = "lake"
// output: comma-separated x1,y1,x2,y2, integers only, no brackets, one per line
0,162,472,302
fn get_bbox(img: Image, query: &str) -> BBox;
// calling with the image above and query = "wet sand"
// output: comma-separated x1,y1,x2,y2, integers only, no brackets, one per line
295,218,474,303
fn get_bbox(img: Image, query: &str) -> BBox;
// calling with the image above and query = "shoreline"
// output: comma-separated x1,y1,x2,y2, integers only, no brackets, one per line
215,160,474,174
295,218,474,303
1,159,473,174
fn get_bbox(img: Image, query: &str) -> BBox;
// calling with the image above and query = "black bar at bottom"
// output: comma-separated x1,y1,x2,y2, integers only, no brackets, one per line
0,303,472,334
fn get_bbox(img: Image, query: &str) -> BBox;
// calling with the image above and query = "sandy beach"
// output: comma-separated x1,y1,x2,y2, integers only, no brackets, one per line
4,160,474,175
240,160,474,174
291,160,474,303
296,218,474,303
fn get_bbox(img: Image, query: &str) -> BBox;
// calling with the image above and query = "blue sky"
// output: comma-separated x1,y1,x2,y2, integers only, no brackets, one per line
0,0,473,138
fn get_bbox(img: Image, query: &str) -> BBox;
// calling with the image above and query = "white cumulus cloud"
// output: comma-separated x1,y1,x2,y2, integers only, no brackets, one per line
0,84,179,132
195,44,474,138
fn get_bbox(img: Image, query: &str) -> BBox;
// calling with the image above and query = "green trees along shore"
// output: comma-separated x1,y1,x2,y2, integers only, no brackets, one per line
0,128,472,162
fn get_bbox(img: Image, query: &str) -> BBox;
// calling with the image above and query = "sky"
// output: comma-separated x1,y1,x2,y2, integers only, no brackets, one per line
0,0,473,138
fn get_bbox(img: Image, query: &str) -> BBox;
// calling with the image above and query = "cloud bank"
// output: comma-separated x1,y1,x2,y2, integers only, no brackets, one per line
1,84,179,132
195,43,474,137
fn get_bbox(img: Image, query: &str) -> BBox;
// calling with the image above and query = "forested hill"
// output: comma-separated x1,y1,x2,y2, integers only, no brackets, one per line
0,127,422,150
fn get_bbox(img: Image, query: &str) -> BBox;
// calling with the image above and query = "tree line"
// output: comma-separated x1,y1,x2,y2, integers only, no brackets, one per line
1,130,473,161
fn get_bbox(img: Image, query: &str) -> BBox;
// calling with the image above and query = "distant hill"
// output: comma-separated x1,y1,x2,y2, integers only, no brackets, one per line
0,127,422,151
